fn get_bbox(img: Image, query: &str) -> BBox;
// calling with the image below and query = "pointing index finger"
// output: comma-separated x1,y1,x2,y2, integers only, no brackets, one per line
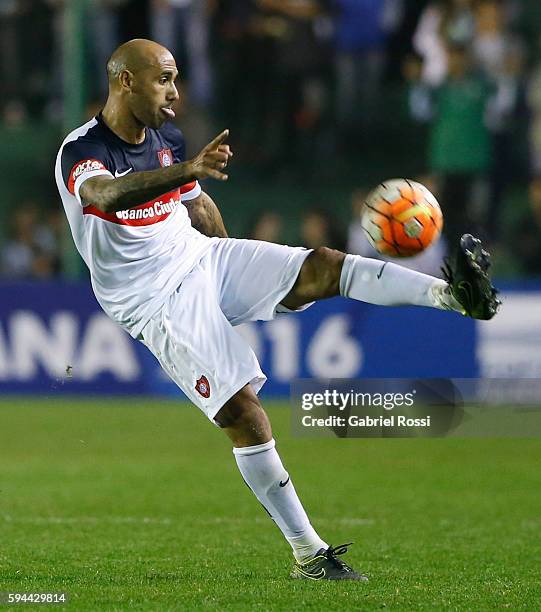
205,129,229,151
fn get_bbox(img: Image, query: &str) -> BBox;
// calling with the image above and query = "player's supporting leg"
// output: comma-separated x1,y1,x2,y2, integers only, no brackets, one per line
280,247,463,312
214,385,328,563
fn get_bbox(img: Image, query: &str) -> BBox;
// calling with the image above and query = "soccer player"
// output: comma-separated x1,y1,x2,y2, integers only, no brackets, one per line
55,39,499,581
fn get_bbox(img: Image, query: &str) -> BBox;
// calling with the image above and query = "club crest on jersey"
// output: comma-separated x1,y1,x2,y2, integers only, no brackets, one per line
158,148,173,167
195,375,211,399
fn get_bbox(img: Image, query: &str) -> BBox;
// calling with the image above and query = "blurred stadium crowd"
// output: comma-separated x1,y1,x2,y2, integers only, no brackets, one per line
1,0,541,280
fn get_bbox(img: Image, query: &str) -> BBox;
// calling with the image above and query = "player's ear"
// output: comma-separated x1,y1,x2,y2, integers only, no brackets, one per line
119,69,134,91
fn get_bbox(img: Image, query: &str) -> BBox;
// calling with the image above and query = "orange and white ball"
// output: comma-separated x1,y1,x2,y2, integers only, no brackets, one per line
361,178,443,257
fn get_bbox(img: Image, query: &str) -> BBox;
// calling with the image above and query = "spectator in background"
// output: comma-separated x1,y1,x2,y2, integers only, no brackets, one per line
88,0,131,100
46,0,68,117
1,0,54,118
250,0,328,172
400,52,433,185
212,0,264,159
247,211,284,243
514,177,541,276
414,0,475,86
527,42,541,176
469,0,529,243
0,1,22,111
150,0,214,108
35,208,64,275
47,0,123,116
1,206,37,279
2,99,28,127
0,204,58,279
485,43,528,241
427,43,493,244
331,0,401,143
47,0,144,115
472,0,514,79
300,207,346,251
516,0,541,57
402,51,433,123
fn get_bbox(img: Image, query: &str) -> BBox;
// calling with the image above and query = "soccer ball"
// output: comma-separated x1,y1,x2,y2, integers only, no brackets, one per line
361,178,443,257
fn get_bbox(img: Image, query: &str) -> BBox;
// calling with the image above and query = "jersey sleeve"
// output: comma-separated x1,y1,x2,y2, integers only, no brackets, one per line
161,122,201,202
61,138,114,205
179,180,201,201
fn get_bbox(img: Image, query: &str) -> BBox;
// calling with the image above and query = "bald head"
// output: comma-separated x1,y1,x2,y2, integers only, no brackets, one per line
102,38,180,132
106,39,175,86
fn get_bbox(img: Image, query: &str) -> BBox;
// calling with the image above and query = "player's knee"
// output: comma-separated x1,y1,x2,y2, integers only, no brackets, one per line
215,385,272,445
301,247,346,299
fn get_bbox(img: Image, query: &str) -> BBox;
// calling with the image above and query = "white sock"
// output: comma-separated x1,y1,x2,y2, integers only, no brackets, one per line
233,439,327,562
339,254,463,311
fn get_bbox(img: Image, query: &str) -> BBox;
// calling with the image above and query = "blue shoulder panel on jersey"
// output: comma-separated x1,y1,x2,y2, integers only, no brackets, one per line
61,115,188,190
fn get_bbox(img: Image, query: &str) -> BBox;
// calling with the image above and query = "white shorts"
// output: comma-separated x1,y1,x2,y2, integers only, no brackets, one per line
138,238,313,422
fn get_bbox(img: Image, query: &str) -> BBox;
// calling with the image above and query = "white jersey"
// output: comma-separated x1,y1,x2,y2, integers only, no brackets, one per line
55,115,215,338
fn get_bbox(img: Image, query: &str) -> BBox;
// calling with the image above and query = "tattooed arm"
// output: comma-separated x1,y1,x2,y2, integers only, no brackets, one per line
79,130,232,213
184,191,228,238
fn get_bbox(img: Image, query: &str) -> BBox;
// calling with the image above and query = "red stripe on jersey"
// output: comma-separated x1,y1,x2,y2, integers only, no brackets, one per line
179,181,197,194
83,188,183,226
68,159,107,195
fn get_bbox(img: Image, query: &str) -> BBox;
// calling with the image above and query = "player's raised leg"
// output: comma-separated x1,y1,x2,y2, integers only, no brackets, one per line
214,385,368,581
280,246,454,310
280,236,500,320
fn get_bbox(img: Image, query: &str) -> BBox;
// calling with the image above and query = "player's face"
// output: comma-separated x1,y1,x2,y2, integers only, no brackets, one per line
130,53,180,129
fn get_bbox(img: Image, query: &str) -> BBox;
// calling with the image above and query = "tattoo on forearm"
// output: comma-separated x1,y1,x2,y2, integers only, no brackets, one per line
81,163,197,212
185,192,228,238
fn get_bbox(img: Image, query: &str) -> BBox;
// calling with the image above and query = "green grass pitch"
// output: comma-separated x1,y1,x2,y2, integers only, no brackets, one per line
0,398,539,610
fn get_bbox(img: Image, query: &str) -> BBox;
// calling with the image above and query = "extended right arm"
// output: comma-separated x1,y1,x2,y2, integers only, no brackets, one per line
79,130,232,213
